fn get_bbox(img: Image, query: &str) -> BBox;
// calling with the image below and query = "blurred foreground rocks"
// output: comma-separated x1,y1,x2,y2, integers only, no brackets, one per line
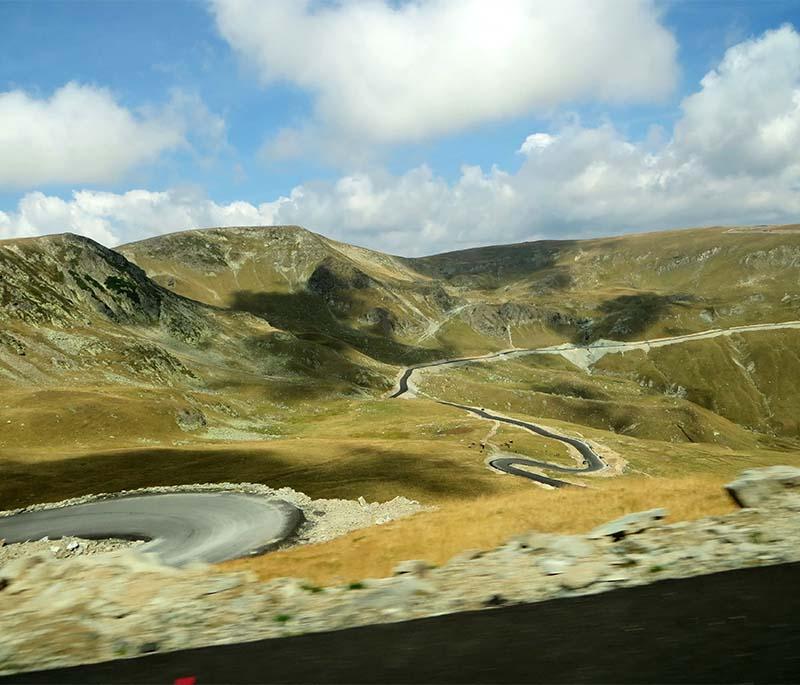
0,536,142,566
2,466,800,676
725,465,800,509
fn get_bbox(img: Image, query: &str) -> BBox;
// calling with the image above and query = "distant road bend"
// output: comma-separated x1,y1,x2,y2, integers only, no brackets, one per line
0,493,303,566
391,320,800,487
391,354,607,487
440,401,605,488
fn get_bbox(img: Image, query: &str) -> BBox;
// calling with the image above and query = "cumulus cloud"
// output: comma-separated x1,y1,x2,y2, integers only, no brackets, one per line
0,189,281,246
518,133,557,154
675,24,800,176
269,24,800,251
213,0,678,146
3,25,800,255
0,83,225,187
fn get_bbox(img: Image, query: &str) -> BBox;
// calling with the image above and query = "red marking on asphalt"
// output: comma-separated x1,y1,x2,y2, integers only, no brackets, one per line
174,677,196,685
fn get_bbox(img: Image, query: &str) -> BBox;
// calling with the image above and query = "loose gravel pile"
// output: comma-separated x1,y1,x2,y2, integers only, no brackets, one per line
0,537,143,565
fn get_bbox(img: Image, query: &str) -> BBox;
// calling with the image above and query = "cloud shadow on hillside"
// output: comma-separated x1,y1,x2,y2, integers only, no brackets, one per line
231,290,449,367
412,240,577,289
581,293,696,343
0,445,500,511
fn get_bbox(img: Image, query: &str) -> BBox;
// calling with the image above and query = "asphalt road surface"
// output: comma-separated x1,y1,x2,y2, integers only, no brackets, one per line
389,349,518,398
391,351,608,486
391,323,800,485
439,401,606,487
6,561,800,683
0,492,303,566
390,320,800,397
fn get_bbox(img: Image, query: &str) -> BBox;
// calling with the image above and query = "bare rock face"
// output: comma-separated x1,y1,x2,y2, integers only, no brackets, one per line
587,508,668,541
0,233,215,346
726,466,800,509
175,408,207,432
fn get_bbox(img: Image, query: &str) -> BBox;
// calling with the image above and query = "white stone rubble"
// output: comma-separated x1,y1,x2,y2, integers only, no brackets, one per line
0,482,433,548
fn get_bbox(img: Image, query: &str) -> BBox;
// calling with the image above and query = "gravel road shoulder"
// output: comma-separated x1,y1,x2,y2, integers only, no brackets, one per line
0,482,433,555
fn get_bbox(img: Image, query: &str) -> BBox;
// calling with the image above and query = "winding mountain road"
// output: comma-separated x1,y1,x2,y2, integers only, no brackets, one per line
0,493,304,566
391,320,800,487
392,356,608,487
439,401,605,487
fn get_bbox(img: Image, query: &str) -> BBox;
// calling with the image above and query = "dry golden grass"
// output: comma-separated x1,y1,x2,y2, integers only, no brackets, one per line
221,474,737,586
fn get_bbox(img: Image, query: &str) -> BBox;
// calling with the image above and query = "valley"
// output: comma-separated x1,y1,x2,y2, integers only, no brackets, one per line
4,222,800,677
7,5,800,679
2,223,800,573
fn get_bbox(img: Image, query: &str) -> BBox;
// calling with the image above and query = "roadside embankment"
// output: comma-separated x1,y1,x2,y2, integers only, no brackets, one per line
0,537,142,566
1,467,799,676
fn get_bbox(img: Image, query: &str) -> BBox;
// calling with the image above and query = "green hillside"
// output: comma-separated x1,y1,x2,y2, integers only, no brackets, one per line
2,223,800,513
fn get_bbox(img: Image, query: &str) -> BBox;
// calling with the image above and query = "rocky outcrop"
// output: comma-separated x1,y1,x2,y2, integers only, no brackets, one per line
359,307,397,335
175,408,207,432
462,302,586,338
725,466,800,509
0,234,216,345
1,468,798,676
587,508,668,541
0,537,142,566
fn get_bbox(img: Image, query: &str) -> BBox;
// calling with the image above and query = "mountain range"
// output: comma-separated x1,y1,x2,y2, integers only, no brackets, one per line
2,224,800,510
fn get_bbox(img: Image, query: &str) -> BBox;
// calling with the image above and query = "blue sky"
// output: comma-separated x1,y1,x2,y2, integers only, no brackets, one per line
1,0,800,254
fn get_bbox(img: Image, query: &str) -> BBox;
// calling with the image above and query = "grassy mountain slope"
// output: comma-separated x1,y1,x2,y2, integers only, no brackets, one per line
2,223,800,522
118,223,800,440
0,233,394,453
120,224,800,357
119,226,458,365
412,225,800,346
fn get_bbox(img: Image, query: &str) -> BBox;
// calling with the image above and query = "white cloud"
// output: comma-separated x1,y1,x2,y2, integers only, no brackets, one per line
4,26,800,256
261,127,308,161
518,133,557,154
675,24,800,176
161,90,229,157
212,0,678,146
0,188,282,246
264,24,800,251
0,83,225,187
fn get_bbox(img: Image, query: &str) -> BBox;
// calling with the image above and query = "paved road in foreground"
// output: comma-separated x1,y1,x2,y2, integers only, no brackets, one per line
6,561,799,683
0,493,303,566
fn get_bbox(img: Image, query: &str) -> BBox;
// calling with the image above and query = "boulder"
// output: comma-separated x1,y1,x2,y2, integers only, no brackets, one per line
393,560,433,577
353,576,435,611
725,466,800,509
538,557,572,575
547,535,596,559
587,508,668,541
509,533,595,560
559,561,606,590
507,532,557,552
